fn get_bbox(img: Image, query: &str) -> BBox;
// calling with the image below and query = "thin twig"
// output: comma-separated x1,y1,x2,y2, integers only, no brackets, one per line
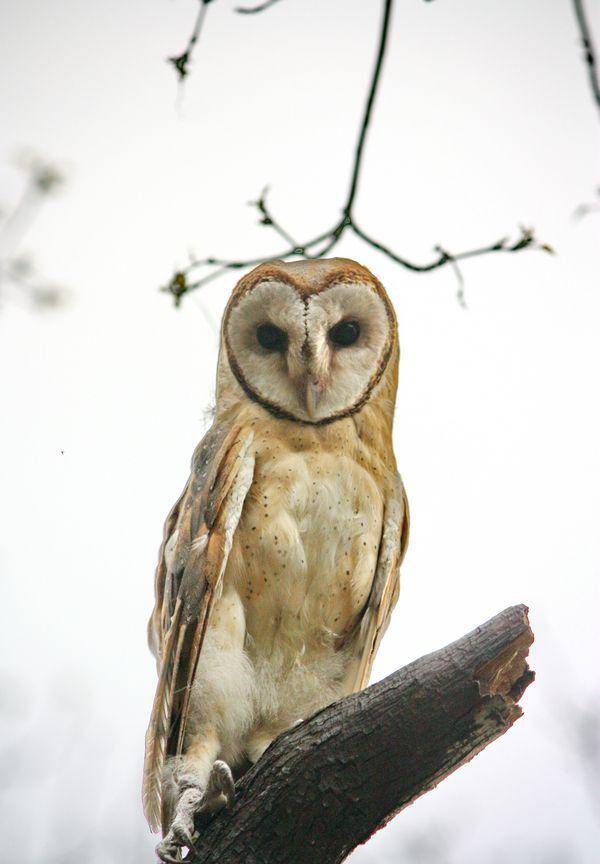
0,260,65,309
168,0,213,81
573,0,600,117
250,187,297,247
163,0,551,307
169,0,282,82
0,159,63,255
0,183,37,255
435,245,466,308
0,156,66,311
236,0,284,13
573,187,600,219
342,0,393,216
572,0,600,219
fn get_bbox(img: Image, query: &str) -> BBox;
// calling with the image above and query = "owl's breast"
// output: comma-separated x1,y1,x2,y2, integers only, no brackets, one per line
226,441,384,654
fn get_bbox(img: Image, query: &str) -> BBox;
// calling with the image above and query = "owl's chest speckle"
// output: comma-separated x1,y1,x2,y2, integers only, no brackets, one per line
226,432,384,654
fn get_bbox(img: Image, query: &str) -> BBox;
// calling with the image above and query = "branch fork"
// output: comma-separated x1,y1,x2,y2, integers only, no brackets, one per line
164,0,552,308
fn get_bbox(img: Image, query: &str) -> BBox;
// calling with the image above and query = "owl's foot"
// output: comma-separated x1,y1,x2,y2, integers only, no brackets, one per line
156,760,235,863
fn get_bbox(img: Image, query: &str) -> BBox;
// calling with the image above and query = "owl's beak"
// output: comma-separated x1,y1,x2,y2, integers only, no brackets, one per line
304,379,325,419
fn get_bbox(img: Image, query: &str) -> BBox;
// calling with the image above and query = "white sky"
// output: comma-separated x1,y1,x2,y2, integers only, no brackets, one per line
1,0,599,861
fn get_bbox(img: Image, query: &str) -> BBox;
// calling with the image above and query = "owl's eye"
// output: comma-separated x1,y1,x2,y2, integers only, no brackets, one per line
328,319,361,347
256,322,288,351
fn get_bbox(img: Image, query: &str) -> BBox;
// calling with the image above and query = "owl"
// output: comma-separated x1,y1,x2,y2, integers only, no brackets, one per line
143,257,409,862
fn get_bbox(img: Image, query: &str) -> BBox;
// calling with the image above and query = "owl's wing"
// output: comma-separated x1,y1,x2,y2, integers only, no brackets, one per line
347,474,410,693
142,422,255,832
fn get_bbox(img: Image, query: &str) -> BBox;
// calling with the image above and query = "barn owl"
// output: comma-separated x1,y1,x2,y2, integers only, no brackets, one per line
143,257,409,862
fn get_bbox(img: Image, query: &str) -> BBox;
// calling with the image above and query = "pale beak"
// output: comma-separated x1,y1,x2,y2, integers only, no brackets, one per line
304,379,324,419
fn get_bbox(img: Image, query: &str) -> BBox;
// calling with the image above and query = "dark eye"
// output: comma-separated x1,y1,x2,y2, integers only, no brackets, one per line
328,319,361,347
256,322,288,351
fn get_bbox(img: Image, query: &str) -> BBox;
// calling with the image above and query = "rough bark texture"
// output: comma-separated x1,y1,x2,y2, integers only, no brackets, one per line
189,604,534,864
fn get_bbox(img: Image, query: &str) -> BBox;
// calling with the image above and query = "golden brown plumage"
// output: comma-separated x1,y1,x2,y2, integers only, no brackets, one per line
143,424,255,831
143,258,409,860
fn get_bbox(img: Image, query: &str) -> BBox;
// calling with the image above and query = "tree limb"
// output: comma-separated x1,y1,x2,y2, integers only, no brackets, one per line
165,0,551,306
169,0,283,80
571,0,600,219
168,0,214,81
186,604,534,864
236,0,284,14
0,154,67,311
573,0,600,118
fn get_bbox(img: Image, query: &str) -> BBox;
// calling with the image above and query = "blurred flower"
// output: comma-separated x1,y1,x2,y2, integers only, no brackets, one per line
29,285,68,309
13,150,65,196
0,151,69,313
8,254,34,277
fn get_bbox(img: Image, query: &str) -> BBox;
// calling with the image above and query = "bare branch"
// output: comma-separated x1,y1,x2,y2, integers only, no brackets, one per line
168,0,214,81
182,604,534,864
573,0,600,118
236,0,284,14
249,187,297,247
164,0,551,306
571,2,600,219
342,0,393,217
0,155,68,311
574,186,600,219
350,223,551,271
435,245,467,308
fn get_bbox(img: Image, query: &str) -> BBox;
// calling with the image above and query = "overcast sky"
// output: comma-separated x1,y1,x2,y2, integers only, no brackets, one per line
1,1,600,861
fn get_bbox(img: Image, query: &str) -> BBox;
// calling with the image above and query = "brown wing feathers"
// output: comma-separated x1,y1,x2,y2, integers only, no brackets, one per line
351,477,409,693
143,598,184,831
142,424,255,832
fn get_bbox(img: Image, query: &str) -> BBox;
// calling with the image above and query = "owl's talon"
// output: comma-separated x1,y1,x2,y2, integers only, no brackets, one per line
204,759,235,812
155,838,183,864
159,760,236,861
172,823,197,853
157,831,196,863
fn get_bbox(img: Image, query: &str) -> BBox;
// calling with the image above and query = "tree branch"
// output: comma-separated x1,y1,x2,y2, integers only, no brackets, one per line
571,0,600,219
342,0,393,217
0,154,67,311
185,604,534,864
168,0,214,81
169,0,284,80
573,0,600,118
236,0,284,14
164,0,551,306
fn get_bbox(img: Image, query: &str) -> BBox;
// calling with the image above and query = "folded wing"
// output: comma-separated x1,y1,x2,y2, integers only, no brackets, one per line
347,475,409,692
142,422,255,832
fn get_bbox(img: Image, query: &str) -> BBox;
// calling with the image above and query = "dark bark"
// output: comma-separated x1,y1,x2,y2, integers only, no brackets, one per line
190,604,534,864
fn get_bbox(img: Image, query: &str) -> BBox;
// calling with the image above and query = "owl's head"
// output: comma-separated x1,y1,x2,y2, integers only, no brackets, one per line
220,258,398,426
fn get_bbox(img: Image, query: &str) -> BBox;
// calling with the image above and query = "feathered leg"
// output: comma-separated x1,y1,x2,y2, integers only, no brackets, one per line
156,726,235,863
156,585,253,862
